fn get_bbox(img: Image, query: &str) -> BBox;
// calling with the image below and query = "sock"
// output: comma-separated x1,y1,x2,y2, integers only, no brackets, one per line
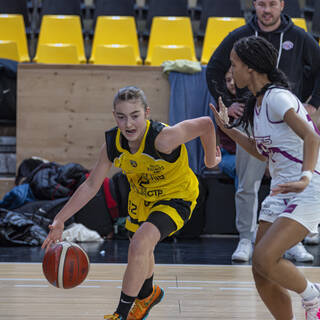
300,281,319,301
292,315,296,320
138,274,154,299
115,291,136,319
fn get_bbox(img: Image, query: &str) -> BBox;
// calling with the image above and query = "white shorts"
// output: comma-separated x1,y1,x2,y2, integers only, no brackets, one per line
259,195,320,234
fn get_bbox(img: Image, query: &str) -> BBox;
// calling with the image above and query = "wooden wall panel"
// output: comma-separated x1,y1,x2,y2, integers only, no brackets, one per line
17,65,170,174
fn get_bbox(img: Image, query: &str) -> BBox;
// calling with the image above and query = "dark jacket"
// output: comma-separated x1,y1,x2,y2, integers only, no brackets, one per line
206,14,320,108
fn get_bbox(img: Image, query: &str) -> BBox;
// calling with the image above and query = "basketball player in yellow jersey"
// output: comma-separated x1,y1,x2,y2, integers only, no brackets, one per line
42,86,221,320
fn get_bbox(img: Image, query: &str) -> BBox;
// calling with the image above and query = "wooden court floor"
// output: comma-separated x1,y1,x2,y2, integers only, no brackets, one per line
0,262,319,319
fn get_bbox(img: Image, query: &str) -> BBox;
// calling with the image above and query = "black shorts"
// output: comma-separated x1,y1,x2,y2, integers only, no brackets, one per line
127,198,196,241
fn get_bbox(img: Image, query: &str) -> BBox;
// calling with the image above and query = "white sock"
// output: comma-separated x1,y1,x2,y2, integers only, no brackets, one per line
300,281,319,301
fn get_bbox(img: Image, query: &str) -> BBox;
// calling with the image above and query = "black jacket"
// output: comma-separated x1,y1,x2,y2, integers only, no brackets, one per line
206,14,320,108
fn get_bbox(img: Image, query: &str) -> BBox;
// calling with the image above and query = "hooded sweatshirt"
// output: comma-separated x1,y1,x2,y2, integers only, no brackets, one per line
206,14,320,108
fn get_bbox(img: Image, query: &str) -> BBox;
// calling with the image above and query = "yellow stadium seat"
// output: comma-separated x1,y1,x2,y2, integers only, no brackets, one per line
0,40,20,61
0,14,30,62
89,16,142,65
33,15,86,63
201,17,245,65
145,17,197,65
36,44,80,64
292,18,307,31
150,45,193,66
94,45,138,65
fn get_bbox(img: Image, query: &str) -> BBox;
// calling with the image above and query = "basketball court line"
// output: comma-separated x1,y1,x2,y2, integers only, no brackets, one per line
2,277,258,293
1,275,258,292
0,261,318,269
0,277,256,285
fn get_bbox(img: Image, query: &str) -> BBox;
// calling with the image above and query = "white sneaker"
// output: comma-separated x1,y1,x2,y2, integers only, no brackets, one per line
302,285,320,319
284,242,314,262
232,238,253,262
304,234,320,245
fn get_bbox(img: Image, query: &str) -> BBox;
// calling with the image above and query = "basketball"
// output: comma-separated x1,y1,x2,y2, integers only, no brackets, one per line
42,241,90,289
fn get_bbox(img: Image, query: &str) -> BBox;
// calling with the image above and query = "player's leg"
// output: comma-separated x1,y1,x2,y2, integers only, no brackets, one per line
135,250,155,300
253,217,319,319
105,192,161,320
252,220,295,319
104,222,161,320
127,198,196,320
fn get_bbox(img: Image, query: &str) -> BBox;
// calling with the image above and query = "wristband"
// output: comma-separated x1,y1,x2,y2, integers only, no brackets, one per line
301,170,313,183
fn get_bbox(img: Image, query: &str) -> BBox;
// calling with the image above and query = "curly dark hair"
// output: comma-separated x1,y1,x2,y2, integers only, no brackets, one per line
230,36,291,135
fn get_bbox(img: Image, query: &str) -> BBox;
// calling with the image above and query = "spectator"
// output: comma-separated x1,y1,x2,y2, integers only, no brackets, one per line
216,68,245,187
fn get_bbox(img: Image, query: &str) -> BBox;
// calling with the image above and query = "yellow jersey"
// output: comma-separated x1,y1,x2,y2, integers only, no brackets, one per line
105,120,199,204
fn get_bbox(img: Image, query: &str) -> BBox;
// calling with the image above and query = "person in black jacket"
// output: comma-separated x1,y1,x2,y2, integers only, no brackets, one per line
206,0,320,262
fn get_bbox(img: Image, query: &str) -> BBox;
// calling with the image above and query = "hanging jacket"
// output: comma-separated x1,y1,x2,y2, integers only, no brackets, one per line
206,14,320,108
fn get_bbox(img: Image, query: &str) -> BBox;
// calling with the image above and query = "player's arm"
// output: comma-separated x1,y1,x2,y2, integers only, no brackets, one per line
271,109,320,195
42,143,112,250
210,101,267,161
155,116,220,168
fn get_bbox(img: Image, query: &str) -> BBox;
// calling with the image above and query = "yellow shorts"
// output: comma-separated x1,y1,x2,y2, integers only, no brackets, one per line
125,192,198,239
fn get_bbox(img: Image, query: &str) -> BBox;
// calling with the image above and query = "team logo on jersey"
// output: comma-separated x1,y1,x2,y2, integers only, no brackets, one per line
130,160,137,167
282,41,294,50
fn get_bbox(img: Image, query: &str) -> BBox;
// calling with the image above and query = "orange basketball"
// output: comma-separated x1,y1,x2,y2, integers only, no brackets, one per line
42,241,90,289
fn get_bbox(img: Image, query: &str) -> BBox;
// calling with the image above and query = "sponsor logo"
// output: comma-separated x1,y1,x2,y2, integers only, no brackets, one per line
150,174,165,182
282,41,294,50
138,174,149,187
147,164,164,173
130,183,163,197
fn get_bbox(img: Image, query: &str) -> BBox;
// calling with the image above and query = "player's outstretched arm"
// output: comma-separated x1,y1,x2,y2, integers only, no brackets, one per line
210,100,267,161
41,143,112,251
155,116,221,168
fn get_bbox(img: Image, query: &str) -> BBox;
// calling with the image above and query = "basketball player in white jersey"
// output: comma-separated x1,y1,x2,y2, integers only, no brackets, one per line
211,35,320,320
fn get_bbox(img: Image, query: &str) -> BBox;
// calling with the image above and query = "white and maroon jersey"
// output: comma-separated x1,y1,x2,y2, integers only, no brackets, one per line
253,87,320,200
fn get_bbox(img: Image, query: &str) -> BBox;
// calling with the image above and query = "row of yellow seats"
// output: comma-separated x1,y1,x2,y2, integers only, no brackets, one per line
0,14,309,66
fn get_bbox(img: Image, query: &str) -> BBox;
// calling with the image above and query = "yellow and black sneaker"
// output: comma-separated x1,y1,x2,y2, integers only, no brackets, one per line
127,285,164,320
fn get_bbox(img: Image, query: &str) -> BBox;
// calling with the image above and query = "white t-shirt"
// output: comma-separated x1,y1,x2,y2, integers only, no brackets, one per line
253,87,320,201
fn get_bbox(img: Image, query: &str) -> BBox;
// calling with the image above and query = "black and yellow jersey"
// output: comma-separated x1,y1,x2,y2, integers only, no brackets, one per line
105,119,199,204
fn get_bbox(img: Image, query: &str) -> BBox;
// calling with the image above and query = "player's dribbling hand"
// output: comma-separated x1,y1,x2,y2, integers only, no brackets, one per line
271,178,309,196
41,219,64,252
